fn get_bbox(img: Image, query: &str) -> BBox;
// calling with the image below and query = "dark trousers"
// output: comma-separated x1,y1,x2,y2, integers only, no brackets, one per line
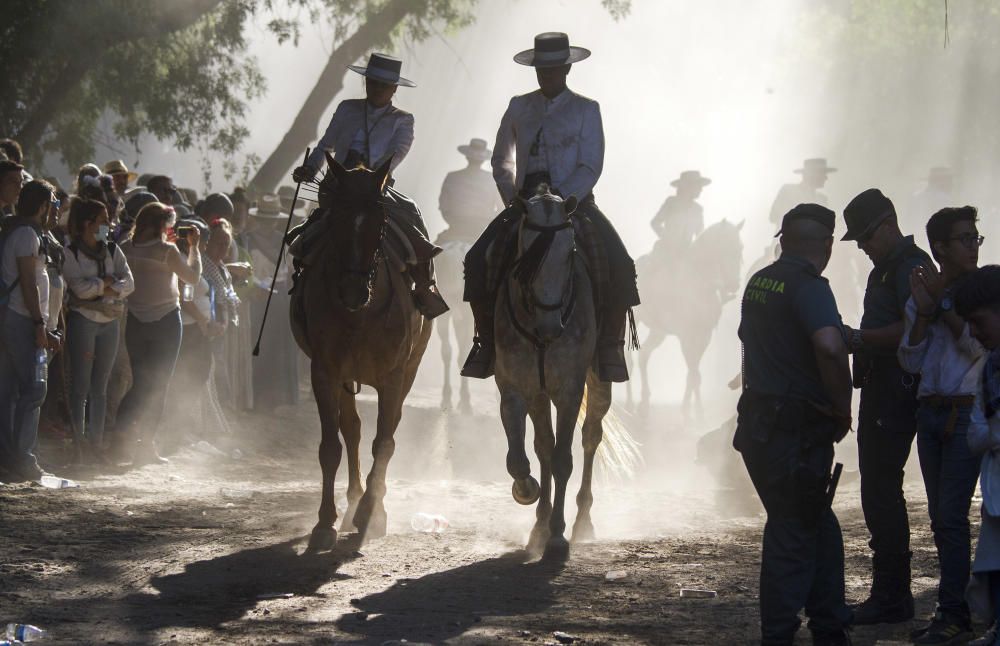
116,310,182,442
463,196,639,307
738,423,850,643
857,364,919,557
915,401,981,618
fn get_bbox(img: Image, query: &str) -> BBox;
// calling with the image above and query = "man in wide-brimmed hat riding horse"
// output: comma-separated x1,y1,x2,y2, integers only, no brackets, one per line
289,52,448,319
461,32,640,383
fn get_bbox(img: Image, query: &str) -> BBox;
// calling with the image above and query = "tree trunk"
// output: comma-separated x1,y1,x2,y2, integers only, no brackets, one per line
249,0,416,194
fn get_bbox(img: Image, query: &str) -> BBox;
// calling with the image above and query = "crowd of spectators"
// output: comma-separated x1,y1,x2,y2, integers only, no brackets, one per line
0,138,302,482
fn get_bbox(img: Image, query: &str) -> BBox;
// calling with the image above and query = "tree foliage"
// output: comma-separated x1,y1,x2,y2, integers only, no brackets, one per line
1,0,630,186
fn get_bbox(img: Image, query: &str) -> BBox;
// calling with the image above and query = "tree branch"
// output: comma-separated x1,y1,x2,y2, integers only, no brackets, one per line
249,0,417,193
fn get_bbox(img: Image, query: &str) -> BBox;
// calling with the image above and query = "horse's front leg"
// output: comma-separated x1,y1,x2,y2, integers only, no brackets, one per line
307,361,343,553
339,387,363,533
526,394,554,556
499,384,538,506
354,379,404,542
573,374,612,543
546,386,585,561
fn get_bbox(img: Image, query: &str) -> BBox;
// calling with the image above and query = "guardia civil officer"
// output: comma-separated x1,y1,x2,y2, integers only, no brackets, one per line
736,203,853,646
839,189,930,625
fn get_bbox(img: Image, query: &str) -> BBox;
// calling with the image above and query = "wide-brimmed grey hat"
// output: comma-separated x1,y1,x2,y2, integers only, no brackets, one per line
670,170,712,188
514,32,591,67
348,52,416,88
795,158,837,175
248,193,288,219
457,138,492,161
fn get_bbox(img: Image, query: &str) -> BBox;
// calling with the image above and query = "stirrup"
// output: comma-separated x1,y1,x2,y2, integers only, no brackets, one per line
461,337,495,379
414,284,449,319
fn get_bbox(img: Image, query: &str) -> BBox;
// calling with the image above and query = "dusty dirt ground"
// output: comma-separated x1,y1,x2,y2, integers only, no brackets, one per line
0,382,987,645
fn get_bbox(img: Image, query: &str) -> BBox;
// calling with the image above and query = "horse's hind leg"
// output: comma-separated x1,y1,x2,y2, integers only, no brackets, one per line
437,314,452,408
354,379,404,542
339,388,363,533
573,375,612,543
526,394,554,556
457,313,473,414
307,361,343,553
639,327,667,417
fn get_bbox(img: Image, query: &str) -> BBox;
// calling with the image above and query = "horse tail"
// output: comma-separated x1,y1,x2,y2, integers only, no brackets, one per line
576,384,643,483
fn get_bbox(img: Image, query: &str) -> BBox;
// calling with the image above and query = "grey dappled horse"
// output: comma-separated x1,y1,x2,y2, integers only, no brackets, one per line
492,187,611,560
434,241,474,412
632,220,744,420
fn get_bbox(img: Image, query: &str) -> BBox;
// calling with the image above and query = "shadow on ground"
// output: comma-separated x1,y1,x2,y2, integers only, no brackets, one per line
336,550,562,643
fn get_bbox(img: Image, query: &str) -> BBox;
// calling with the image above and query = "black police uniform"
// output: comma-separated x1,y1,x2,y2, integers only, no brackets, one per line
855,235,930,603
735,254,851,644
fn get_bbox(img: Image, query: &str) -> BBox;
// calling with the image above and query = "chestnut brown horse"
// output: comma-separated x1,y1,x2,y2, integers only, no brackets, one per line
291,154,432,551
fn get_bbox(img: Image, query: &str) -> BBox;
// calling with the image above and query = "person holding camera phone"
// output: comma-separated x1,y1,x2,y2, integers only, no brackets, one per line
116,202,201,466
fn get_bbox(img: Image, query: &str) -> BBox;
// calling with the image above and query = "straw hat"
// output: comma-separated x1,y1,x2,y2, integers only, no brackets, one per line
103,159,138,182
248,193,287,219
458,138,492,161
670,170,712,188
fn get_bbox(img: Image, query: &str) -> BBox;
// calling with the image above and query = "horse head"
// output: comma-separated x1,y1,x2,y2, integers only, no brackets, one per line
512,185,579,344
317,152,391,312
695,219,744,303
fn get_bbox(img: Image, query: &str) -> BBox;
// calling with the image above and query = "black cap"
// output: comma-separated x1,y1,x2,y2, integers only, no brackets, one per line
124,190,157,221
842,188,894,241
774,203,836,238
201,192,234,218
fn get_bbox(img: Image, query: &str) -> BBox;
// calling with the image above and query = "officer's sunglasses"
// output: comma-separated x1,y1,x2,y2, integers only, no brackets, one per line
948,233,985,249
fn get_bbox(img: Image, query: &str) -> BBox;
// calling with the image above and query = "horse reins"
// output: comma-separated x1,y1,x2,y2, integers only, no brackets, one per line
505,216,578,391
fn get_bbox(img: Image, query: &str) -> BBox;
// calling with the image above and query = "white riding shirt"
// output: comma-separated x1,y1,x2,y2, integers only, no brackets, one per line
491,88,604,204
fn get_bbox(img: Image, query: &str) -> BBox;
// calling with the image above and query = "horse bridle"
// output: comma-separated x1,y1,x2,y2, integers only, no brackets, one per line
505,215,578,390
336,200,390,298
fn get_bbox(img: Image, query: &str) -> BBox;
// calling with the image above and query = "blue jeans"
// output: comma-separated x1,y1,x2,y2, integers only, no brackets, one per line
115,310,182,443
0,310,47,471
916,401,981,618
67,310,120,447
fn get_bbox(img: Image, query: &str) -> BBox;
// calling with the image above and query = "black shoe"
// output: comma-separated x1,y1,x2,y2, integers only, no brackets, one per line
812,628,851,646
910,611,973,644
597,341,628,382
850,591,914,625
461,337,495,379
414,284,449,320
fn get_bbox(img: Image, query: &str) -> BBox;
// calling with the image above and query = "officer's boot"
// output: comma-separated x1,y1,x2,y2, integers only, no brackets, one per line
461,301,495,379
597,306,629,383
851,551,914,625
409,261,449,320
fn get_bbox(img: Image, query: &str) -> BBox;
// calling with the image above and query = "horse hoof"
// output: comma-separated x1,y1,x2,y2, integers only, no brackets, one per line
571,519,595,544
357,510,387,542
527,525,550,557
542,535,570,562
306,525,337,553
512,477,540,505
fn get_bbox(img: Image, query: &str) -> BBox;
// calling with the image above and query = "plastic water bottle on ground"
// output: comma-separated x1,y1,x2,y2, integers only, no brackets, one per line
6,622,47,641
410,512,449,533
604,569,628,581
33,348,47,385
39,474,78,489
